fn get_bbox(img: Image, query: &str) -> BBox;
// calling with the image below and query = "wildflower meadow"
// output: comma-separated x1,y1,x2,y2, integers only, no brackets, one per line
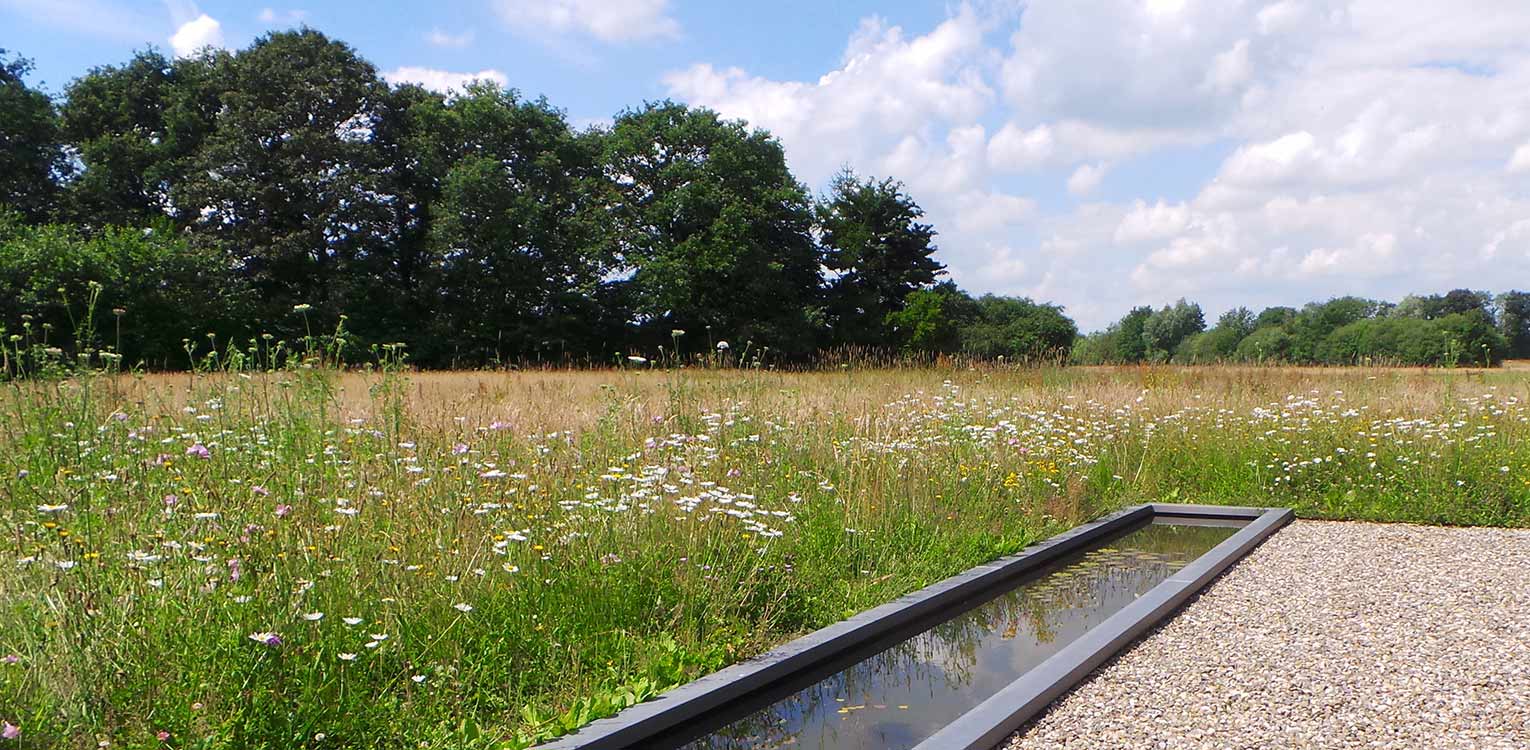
2,351,1528,748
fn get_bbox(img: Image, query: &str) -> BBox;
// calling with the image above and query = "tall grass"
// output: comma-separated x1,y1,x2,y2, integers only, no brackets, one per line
1,354,1527,748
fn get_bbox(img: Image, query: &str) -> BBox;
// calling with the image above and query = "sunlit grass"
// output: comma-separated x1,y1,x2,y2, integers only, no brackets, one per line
1,361,1528,748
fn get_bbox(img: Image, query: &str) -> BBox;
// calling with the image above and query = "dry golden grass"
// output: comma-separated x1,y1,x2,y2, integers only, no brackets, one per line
84,363,1530,435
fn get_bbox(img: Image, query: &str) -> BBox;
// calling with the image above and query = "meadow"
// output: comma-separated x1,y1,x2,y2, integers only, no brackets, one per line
2,360,1528,748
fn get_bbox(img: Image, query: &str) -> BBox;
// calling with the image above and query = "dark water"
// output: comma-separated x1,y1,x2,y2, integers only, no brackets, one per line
665,518,1242,750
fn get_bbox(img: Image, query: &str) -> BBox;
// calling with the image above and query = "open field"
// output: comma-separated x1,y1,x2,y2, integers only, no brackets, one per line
2,364,1529,748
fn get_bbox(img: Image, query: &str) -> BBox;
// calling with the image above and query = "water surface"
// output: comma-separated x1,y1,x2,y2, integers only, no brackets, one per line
665,518,1241,750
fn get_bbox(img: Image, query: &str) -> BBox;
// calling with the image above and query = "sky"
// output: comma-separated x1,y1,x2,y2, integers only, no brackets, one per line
4,0,1530,331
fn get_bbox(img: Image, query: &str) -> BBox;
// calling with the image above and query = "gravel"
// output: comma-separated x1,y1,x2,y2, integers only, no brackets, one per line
1004,520,1530,749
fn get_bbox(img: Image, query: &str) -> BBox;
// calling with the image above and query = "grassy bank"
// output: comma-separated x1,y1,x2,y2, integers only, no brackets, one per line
2,364,1528,748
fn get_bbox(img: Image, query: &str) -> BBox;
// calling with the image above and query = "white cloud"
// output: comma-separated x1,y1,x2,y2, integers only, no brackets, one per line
988,123,1053,171
170,13,224,57
1481,219,1530,260
1114,201,1191,245
382,67,509,93
1066,163,1107,197
953,192,1036,233
257,7,306,24
493,0,679,42
999,0,1329,132
1205,39,1252,93
1218,131,1319,186
0,0,156,40
666,1,1530,329
426,28,473,47
665,8,992,186
1509,142,1530,173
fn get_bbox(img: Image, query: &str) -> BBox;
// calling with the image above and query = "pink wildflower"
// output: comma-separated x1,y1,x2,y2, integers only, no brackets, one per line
163,494,177,506
275,504,292,518
252,485,269,496
157,730,170,742
451,443,469,455
2,722,18,740
186,443,210,459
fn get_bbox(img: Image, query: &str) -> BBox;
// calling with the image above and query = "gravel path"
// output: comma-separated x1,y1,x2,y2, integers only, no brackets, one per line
1005,520,1530,749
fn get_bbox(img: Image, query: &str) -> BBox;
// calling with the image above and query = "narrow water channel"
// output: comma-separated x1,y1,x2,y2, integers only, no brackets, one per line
660,518,1243,750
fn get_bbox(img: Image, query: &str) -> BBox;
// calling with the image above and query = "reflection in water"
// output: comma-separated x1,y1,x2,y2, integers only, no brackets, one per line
670,520,1239,750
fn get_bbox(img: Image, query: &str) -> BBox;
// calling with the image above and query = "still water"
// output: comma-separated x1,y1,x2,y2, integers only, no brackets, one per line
665,518,1242,750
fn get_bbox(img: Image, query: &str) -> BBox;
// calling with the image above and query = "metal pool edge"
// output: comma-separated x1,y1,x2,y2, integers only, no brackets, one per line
910,505,1295,750
533,504,1156,750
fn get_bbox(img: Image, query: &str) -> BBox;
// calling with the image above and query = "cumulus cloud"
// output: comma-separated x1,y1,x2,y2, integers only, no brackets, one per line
382,67,508,93
664,0,1530,329
426,28,473,47
987,123,1053,172
0,0,156,40
257,7,306,24
493,0,679,42
1509,142,1530,173
170,13,224,57
1114,201,1191,245
665,8,993,186
1066,163,1107,197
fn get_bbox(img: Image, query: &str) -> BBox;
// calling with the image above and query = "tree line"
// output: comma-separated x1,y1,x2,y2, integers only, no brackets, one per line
1074,291,1530,367
2,31,1527,371
0,32,1076,369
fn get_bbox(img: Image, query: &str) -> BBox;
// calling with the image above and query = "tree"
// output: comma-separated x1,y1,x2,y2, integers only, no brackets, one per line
818,169,943,347
1497,291,1530,359
1394,289,1494,323
885,281,979,354
960,295,1077,361
175,30,391,334
1114,306,1153,363
339,82,449,357
1316,312,1505,366
422,84,615,364
1142,299,1205,361
59,49,222,229
0,214,252,366
0,51,68,222
1436,310,1507,366
1178,307,1255,363
1319,317,1447,365
1234,325,1294,362
1288,296,1384,362
1255,306,1297,329
603,102,824,356
1071,330,1116,365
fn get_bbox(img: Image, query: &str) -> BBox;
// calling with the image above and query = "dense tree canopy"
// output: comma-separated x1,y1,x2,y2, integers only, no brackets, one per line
603,102,825,356
1076,291,1518,367
960,295,1077,361
421,84,616,364
819,170,944,348
0,52,68,223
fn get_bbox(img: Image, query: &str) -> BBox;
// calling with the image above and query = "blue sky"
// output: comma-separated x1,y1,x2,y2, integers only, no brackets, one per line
5,0,1530,330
